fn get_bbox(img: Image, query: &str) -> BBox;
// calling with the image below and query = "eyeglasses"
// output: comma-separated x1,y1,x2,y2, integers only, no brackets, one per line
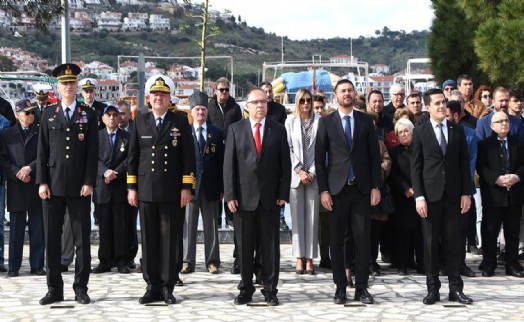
492,119,509,124
216,88,229,92
392,93,405,96
106,113,119,118
444,87,454,92
481,94,492,99
246,99,267,105
23,111,35,116
299,98,311,104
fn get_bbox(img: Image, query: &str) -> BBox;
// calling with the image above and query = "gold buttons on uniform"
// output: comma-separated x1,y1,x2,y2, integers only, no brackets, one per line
164,169,167,172
152,145,155,149
152,168,155,172
164,154,168,157
152,160,155,164
164,161,167,164
66,146,70,150
66,155,70,158
165,146,168,150
66,137,70,141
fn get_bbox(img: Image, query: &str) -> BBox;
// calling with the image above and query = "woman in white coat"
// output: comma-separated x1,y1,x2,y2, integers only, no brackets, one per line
285,88,320,274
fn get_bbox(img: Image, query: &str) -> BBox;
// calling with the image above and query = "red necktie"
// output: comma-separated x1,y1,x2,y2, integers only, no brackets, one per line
254,122,262,157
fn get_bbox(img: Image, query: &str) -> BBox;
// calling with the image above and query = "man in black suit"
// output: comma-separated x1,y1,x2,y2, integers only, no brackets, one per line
92,105,130,274
127,75,195,305
411,88,473,305
117,100,138,269
37,63,98,305
477,111,524,278
181,91,223,275
0,100,45,277
315,79,382,305
224,87,291,306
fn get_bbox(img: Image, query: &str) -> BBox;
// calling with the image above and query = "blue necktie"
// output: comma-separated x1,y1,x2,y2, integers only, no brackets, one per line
438,123,447,155
343,115,355,180
109,133,115,150
500,140,509,173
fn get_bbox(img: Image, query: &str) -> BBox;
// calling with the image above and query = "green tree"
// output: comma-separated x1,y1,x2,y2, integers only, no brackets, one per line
427,0,489,86
0,56,15,71
0,0,63,31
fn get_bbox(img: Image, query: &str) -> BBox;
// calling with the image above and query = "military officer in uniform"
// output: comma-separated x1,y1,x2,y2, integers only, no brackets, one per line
36,63,98,305
32,83,53,125
79,78,106,129
127,74,195,305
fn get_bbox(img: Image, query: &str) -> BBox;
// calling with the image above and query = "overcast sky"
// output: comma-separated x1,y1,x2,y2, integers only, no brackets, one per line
205,0,435,40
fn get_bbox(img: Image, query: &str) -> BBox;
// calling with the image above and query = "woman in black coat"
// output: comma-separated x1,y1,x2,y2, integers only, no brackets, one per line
388,118,423,275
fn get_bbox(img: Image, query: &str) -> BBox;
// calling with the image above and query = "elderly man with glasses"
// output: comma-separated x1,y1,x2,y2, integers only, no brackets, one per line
384,84,406,119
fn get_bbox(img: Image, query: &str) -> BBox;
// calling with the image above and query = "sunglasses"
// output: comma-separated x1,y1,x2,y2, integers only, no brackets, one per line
23,111,35,115
481,94,492,99
216,88,229,92
444,87,455,91
299,98,311,104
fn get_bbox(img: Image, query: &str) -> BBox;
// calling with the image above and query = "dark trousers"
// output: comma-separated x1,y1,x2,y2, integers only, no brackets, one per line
319,211,331,263
9,209,45,272
97,200,128,267
370,219,384,267
482,205,522,270
126,204,138,262
234,205,280,294
43,196,91,294
139,201,183,294
461,202,477,263
330,185,370,290
422,195,463,293
394,225,423,270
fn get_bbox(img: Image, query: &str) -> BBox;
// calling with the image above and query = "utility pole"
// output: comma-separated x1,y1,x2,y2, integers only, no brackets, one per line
61,0,70,63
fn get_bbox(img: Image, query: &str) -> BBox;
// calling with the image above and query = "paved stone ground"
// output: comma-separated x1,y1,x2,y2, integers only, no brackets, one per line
0,244,523,321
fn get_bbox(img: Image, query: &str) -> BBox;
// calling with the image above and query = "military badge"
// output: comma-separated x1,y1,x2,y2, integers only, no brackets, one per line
211,144,216,153
120,142,125,152
172,139,177,147
78,133,85,141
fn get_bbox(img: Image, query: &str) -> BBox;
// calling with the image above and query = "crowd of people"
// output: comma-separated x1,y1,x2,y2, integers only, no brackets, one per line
0,65,523,307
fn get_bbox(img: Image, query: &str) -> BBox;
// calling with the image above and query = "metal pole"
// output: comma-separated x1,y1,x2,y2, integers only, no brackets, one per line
137,53,145,110
281,36,284,64
61,0,70,63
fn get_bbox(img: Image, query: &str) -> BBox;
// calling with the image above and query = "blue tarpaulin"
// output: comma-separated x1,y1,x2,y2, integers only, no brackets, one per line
280,70,332,102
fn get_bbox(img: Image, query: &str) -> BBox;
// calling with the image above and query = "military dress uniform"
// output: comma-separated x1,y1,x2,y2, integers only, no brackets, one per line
127,104,196,301
36,64,99,303
32,83,53,125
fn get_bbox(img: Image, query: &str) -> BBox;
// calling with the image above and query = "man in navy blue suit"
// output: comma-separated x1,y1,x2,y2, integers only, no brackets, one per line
181,91,223,275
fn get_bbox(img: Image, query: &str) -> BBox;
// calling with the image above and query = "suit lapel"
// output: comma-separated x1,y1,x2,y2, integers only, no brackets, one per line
260,119,272,159
158,113,173,138
447,122,454,154
25,124,38,146
308,115,319,150
425,121,442,156
332,112,348,150
244,119,258,158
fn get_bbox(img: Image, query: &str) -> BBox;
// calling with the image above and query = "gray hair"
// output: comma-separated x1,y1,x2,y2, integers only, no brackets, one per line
215,77,230,88
394,118,414,134
449,90,464,102
390,83,405,94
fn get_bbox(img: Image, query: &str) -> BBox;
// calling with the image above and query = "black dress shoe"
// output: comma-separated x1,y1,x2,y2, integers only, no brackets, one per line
460,265,476,277
354,288,374,304
118,266,130,274
127,260,136,269
31,268,46,275
449,291,473,304
161,291,177,304
422,291,440,305
397,268,407,276
482,269,495,277
333,290,347,304
139,291,160,304
234,291,252,305
75,290,91,304
230,265,240,274
60,265,69,272
505,267,524,277
261,289,279,306
39,292,64,305
8,271,19,277
92,266,111,274
0,264,6,272
176,277,184,286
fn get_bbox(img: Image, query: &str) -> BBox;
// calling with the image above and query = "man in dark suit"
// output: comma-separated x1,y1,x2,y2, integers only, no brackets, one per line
127,75,195,305
0,99,45,277
315,79,382,305
117,100,138,269
181,91,223,275
224,87,291,306
477,111,524,278
411,88,473,305
36,63,98,305
92,105,130,274
383,83,406,119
